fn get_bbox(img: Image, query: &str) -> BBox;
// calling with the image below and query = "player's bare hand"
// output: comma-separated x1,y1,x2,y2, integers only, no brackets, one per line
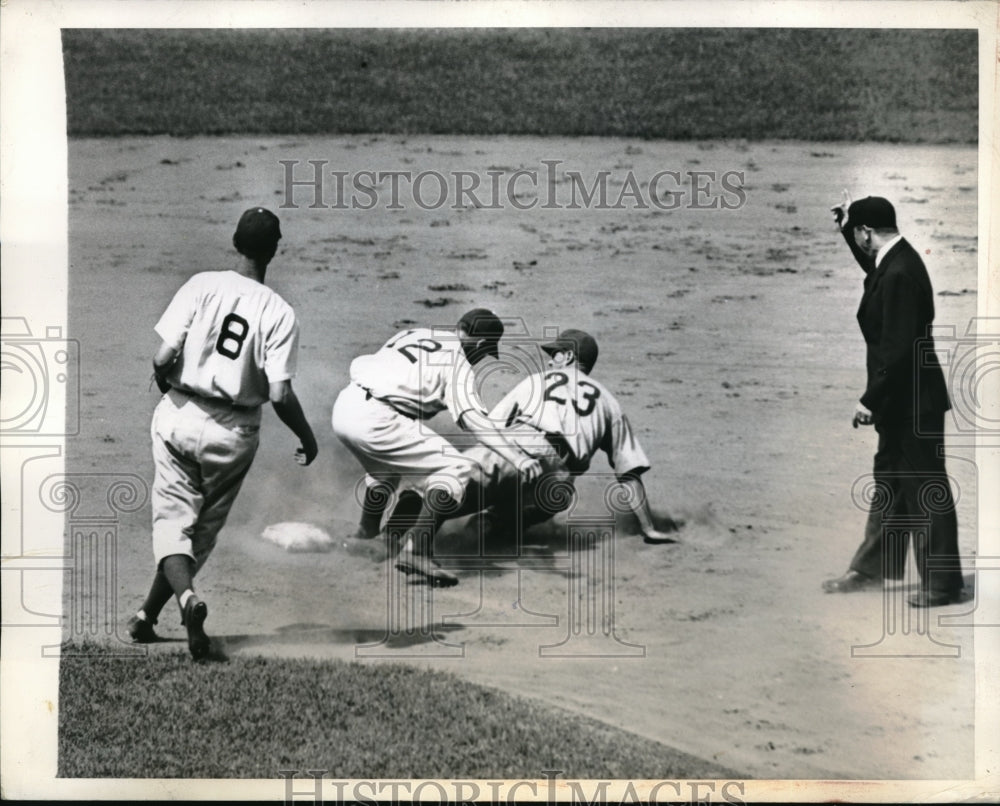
296,440,318,466
520,456,543,484
852,402,873,428
831,188,851,229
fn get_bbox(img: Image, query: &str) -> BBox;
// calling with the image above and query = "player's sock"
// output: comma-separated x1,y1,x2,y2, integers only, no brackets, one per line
139,568,173,623
178,589,194,611
360,483,393,537
161,554,196,601
357,515,382,540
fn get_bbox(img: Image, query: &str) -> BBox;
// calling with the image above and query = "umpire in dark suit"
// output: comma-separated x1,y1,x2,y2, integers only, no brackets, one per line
823,194,964,607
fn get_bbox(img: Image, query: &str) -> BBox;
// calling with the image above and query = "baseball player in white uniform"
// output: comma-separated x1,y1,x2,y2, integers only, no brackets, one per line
332,308,542,585
387,328,680,585
127,207,318,659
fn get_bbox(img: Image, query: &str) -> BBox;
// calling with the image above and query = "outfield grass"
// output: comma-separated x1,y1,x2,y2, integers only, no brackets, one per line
61,28,977,142
58,643,738,779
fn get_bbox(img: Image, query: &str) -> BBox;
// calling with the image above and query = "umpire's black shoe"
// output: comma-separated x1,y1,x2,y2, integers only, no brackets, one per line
908,589,962,608
182,597,210,660
126,614,158,643
822,569,880,593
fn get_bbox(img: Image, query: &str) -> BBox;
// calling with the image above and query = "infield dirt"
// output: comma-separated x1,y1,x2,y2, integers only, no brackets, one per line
66,135,979,780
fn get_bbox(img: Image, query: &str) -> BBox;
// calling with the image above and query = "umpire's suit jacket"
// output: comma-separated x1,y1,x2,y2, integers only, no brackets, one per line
843,232,951,424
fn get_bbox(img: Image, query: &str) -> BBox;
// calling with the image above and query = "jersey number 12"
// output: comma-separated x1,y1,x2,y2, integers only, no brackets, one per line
387,331,443,364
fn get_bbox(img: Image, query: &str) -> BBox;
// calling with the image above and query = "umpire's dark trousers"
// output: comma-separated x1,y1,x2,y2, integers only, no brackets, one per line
850,409,964,594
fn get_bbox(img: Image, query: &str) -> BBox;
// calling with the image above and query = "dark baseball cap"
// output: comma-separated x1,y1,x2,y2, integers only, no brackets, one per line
541,329,599,372
233,207,282,257
458,308,504,359
847,196,897,230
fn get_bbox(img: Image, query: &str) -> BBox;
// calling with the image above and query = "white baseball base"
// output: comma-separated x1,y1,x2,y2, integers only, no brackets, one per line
260,521,335,553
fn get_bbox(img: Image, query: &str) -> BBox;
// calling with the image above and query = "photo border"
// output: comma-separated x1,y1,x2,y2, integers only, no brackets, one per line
2,1,997,801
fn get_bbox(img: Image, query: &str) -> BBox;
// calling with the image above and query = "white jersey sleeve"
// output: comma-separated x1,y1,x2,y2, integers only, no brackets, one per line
155,282,197,353
601,407,651,479
155,271,298,408
349,328,489,424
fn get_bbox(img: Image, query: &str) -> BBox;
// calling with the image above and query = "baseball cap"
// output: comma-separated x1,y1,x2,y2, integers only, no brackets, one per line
233,207,282,257
458,308,504,359
541,329,599,372
847,196,897,230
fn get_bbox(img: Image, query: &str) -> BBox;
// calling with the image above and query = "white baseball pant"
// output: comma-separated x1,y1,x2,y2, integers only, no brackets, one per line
150,389,260,570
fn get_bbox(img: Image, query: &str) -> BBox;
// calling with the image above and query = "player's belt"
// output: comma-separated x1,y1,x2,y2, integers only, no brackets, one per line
205,396,256,413
360,386,419,420
227,401,256,412
167,386,260,414
171,387,258,412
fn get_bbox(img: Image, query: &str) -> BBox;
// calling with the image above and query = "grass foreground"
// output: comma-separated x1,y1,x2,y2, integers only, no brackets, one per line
58,642,739,780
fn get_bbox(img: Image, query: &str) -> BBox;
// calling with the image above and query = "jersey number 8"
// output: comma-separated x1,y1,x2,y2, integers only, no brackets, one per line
216,313,250,360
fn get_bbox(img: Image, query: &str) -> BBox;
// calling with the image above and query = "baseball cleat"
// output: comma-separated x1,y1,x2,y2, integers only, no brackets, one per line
394,548,459,587
643,532,680,545
126,614,158,643
908,588,962,608
821,569,880,594
182,597,211,660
